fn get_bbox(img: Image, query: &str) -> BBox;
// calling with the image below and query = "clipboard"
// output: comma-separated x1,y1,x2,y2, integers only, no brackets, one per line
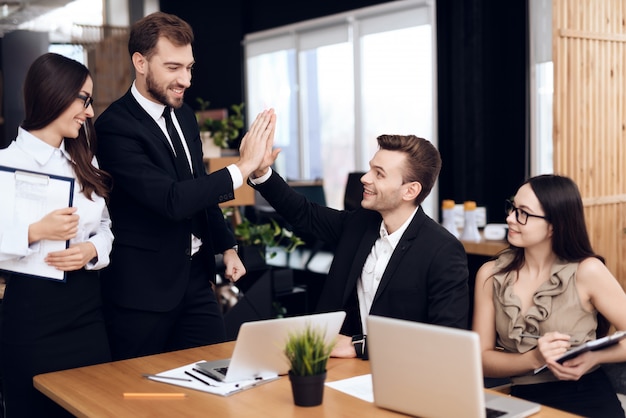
145,360,279,397
534,330,626,374
0,165,75,282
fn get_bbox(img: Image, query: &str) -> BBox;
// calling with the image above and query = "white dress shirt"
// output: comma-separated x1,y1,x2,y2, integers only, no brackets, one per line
357,206,419,334
251,167,419,335
0,127,113,270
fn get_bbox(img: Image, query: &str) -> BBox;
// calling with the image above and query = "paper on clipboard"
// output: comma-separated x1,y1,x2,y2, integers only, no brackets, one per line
146,361,279,397
0,165,74,281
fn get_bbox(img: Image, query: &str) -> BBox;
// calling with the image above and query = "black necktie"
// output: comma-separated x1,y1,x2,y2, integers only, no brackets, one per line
162,106,206,239
163,106,192,180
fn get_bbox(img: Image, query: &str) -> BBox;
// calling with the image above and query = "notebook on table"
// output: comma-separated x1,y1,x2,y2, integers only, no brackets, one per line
195,311,346,383
366,315,541,418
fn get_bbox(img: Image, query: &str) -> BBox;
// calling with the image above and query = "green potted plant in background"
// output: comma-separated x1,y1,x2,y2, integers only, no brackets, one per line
284,324,336,407
222,208,305,270
234,217,305,258
196,98,245,153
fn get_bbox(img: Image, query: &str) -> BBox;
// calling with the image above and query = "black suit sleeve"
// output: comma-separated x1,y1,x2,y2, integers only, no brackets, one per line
95,99,236,221
250,171,348,244
425,236,470,329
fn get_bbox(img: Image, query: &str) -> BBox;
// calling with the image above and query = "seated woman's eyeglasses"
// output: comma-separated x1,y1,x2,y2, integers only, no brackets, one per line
77,94,94,108
504,199,548,225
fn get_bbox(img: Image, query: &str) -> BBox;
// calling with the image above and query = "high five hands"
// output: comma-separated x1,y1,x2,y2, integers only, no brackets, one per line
236,108,278,179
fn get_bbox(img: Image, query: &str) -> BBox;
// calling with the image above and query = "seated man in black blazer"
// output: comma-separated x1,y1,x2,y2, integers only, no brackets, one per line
249,134,469,359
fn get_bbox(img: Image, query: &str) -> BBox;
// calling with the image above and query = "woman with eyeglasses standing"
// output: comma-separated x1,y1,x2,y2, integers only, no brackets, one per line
0,53,112,417
473,174,626,417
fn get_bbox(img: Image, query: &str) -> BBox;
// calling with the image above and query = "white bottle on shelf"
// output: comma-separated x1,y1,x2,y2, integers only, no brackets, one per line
460,200,481,242
441,199,459,238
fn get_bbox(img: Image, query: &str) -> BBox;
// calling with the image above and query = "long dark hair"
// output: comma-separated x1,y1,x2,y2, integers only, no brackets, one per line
498,174,609,335
21,53,111,200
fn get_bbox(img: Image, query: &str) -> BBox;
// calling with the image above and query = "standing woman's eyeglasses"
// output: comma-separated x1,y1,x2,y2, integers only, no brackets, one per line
77,94,94,108
504,199,548,225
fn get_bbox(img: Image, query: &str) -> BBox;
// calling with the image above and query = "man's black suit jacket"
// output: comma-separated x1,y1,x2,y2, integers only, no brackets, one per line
252,171,470,334
95,90,237,312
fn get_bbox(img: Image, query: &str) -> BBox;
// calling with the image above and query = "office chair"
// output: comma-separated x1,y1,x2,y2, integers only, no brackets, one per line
344,172,365,211
291,182,326,207
289,181,332,268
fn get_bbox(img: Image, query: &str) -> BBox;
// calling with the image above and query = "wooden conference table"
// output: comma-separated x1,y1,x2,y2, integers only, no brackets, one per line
34,341,578,418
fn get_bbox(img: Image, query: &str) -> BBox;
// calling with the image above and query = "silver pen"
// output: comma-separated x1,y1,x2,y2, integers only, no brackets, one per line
142,373,192,382
520,333,579,343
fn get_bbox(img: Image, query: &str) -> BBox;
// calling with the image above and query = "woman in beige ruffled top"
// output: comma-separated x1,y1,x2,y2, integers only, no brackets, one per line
473,174,626,417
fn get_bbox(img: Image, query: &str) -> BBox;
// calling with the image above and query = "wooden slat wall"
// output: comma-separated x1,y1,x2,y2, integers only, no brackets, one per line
87,32,132,118
553,0,626,290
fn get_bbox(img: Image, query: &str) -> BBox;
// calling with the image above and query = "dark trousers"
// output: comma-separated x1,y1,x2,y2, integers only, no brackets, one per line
511,368,625,418
1,270,110,418
106,254,226,361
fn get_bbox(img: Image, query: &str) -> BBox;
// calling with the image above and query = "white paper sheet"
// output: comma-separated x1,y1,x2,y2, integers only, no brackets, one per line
325,373,374,403
0,166,74,281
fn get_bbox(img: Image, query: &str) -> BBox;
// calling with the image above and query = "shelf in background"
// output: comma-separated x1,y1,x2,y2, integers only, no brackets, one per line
460,232,508,257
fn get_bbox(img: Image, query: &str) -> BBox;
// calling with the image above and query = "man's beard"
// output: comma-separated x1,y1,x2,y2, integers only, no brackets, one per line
146,71,184,109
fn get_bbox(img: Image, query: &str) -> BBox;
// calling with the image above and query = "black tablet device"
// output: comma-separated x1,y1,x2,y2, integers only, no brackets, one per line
534,330,626,374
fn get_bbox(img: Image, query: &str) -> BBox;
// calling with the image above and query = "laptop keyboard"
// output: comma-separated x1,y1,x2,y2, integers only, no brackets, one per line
486,407,507,418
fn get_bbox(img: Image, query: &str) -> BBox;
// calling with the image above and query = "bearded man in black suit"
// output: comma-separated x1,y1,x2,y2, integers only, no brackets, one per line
95,12,275,360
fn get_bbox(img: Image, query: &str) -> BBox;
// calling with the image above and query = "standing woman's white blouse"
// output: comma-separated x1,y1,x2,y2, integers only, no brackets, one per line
0,127,113,269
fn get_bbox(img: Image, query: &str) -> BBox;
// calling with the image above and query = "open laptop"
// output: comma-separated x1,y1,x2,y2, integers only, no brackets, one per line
195,311,346,383
366,315,541,418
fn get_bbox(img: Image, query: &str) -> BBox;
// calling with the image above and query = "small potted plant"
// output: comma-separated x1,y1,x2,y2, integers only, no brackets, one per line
283,324,336,407
196,98,245,149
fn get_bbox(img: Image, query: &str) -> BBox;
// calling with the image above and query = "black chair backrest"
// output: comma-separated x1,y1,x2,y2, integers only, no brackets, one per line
292,182,327,207
344,172,365,211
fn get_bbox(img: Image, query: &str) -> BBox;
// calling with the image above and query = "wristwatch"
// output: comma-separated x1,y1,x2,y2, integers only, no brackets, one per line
351,334,368,360
230,244,239,253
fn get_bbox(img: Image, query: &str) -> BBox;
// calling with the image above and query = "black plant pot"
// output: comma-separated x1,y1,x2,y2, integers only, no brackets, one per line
288,370,327,407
